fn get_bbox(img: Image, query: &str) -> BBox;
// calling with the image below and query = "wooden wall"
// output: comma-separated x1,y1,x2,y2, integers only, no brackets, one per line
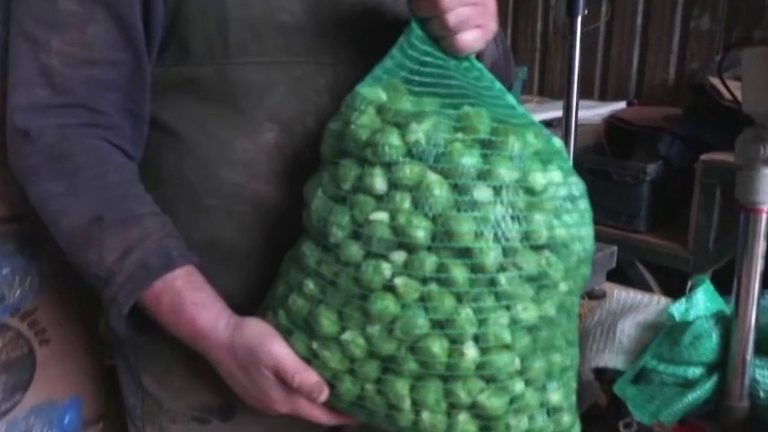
499,0,768,104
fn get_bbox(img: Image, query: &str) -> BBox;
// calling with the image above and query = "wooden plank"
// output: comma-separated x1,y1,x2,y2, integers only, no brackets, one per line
509,0,545,94
679,0,727,101
639,0,686,103
604,0,648,101
542,0,567,98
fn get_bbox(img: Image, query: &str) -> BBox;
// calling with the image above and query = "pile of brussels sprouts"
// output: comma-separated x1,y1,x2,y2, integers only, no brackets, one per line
266,77,594,432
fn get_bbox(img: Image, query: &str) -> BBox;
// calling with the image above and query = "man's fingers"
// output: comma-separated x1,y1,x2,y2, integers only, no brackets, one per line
440,27,495,56
425,5,479,37
288,397,358,427
270,343,330,403
411,0,478,18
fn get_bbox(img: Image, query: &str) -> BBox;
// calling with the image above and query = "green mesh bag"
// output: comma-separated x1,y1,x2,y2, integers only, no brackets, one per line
264,20,595,432
613,277,728,427
614,277,768,426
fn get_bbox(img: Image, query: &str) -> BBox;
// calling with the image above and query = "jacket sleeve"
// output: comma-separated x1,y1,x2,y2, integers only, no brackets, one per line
6,0,197,332
478,30,518,90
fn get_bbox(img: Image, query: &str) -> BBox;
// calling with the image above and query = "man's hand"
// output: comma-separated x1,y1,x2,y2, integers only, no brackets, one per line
141,266,356,427
208,316,356,426
411,0,499,56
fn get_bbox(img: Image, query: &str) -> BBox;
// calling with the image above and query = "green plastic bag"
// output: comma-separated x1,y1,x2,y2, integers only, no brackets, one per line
265,20,595,432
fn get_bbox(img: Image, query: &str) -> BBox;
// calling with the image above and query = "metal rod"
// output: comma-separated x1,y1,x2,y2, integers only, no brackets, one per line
563,0,586,162
723,209,768,430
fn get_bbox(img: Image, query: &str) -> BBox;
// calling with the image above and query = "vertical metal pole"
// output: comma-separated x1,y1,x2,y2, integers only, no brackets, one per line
564,0,586,163
723,126,768,431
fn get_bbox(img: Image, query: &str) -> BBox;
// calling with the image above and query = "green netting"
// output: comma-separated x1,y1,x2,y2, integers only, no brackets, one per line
614,277,768,426
264,20,595,432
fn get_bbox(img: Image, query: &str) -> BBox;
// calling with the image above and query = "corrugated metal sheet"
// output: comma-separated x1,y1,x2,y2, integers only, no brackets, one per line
500,0,768,104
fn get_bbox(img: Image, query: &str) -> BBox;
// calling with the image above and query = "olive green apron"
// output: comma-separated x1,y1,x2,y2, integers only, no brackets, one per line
120,1,407,430
115,1,511,430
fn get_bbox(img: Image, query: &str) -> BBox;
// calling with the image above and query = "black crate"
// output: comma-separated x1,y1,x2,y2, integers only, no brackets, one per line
577,145,668,233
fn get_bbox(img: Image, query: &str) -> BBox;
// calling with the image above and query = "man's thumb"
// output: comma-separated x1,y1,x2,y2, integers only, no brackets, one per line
274,347,330,403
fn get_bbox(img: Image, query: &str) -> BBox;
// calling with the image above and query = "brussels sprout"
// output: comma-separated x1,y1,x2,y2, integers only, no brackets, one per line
416,171,454,213
463,289,497,312
391,161,428,188
424,286,458,319
494,273,533,303
394,212,434,248
523,356,549,385
356,85,388,105
335,158,362,192
405,251,440,278
482,155,521,184
326,206,352,244
310,304,341,338
334,374,361,402
339,239,365,264
312,340,349,371
412,377,446,410
516,388,543,411
342,307,366,331
288,331,312,359
381,375,412,410
393,307,431,341
361,383,388,413
448,306,479,342
351,194,378,223
474,387,511,419
417,410,449,432
510,328,534,352
287,292,312,317
449,411,479,432
523,170,548,194
393,410,416,429
511,302,540,326
368,125,407,162
479,349,522,378
478,311,514,347
440,213,476,244
320,169,345,200
506,377,526,396
346,124,375,153
405,116,449,162
446,377,486,408
361,165,389,196
471,244,504,274
388,250,409,269
299,240,323,270
355,358,382,382
525,213,549,246
366,291,401,323
326,271,353,308
358,259,394,290
414,334,450,371
384,190,413,213
438,140,483,179
365,324,400,356
362,221,397,254
340,330,368,360
393,276,423,302
550,411,578,430
300,277,322,298
438,261,471,289
449,340,481,374
457,106,492,136
488,415,530,432
488,124,524,153
391,350,421,377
